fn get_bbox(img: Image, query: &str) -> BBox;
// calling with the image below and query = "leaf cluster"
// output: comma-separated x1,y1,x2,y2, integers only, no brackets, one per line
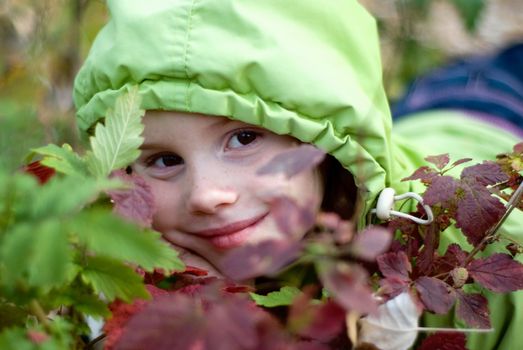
0,89,183,349
376,146,523,344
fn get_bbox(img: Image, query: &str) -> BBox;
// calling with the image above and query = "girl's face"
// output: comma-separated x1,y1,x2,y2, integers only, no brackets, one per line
133,111,323,272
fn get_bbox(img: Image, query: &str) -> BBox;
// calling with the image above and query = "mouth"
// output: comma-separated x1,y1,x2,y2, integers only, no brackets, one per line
193,212,269,249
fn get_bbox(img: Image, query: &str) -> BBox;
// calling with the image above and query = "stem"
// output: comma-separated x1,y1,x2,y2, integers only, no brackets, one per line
29,300,51,329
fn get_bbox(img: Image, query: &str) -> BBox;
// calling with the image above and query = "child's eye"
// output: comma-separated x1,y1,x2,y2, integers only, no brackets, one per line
147,154,184,168
227,130,260,149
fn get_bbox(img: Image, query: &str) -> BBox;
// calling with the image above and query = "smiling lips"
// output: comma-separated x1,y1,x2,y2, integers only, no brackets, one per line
193,213,269,249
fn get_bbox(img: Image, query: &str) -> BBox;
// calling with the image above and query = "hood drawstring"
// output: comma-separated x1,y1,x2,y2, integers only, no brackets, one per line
370,188,434,225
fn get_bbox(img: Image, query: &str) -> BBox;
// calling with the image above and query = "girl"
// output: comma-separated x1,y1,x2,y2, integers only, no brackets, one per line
73,0,523,348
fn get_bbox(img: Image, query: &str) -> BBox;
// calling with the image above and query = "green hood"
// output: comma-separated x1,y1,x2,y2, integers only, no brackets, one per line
73,0,410,225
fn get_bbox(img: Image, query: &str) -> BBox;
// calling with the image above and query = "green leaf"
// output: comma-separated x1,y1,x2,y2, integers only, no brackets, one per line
0,220,73,291
71,209,184,273
86,87,145,177
32,143,88,177
17,176,117,221
52,288,110,318
81,255,149,302
0,327,36,350
249,286,302,307
450,0,485,31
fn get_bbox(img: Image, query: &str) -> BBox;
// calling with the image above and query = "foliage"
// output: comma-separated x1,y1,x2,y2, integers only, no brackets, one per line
0,90,183,348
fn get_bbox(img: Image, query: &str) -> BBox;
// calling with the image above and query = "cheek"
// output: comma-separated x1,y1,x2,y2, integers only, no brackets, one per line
147,181,183,232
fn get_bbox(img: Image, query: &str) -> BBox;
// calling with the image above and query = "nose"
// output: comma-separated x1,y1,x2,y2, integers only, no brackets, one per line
186,171,239,214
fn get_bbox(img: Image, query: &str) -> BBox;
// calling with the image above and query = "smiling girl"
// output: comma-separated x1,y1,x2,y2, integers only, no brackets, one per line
73,0,523,348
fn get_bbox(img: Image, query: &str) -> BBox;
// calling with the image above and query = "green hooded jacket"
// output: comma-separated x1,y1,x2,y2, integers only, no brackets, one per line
73,0,523,348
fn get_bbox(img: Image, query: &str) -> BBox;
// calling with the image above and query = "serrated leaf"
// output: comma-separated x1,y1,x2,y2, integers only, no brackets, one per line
359,292,421,350
256,144,325,179
423,176,458,206
456,290,491,329
455,182,505,246
461,161,509,186
108,170,154,227
1,220,73,291
318,261,377,314
467,253,523,292
53,289,110,318
414,277,456,314
20,176,111,221
81,255,149,302
425,154,449,170
221,239,301,280
419,332,467,350
71,209,183,273
401,166,438,183
377,251,412,280
86,88,145,178
32,144,88,177
350,226,392,261
249,286,301,307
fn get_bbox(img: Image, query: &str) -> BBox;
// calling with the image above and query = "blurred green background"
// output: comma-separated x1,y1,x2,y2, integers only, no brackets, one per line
1,0,522,173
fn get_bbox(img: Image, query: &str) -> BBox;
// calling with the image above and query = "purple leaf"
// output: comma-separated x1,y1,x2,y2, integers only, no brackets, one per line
418,332,467,350
513,142,523,154
467,253,523,292
455,182,505,246
270,196,316,237
461,161,509,186
221,239,302,280
350,226,392,261
256,144,326,179
401,166,438,183
450,158,473,168
416,224,439,275
289,297,346,343
423,176,459,206
425,154,450,170
108,170,155,228
318,261,377,314
456,290,491,329
379,276,410,298
414,277,456,314
114,289,291,350
377,251,412,281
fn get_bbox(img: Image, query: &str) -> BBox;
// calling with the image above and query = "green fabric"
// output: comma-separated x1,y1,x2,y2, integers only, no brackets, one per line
73,1,523,348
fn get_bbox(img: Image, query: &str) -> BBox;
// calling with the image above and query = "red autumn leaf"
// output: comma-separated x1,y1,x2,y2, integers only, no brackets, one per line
23,161,56,184
379,276,410,298
104,285,170,350
220,239,302,281
461,161,509,186
289,296,346,343
418,332,467,350
350,226,392,261
433,244,469,276
256,144,326,179
114,289,291,350
423,176,459,206
377,251,411,281
108,170,155,228
271,196,316,237
425,154,450,170
455,181,505,247
414,276,456,314
401,166,438,183
318,261,377,314
513,142,523,154
450,158,473,168
455,290,491,329
26,330,49,344
467,253,523,292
